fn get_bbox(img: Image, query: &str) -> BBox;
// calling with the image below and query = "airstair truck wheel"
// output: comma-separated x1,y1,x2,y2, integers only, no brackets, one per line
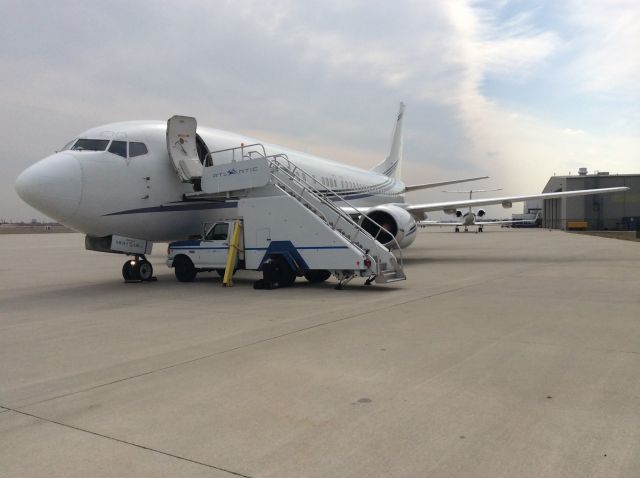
304,270,331,283
261,256,296,289
174,256,197,282
273,256,296,287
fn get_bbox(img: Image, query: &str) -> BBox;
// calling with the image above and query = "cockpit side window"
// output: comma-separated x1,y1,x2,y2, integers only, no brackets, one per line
108,140,127,158
129,142,148,157
71,139,110,151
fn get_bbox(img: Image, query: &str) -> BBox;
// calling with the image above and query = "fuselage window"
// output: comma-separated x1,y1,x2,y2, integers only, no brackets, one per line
108,140,127,158
129,142,148,157
71,139,110,151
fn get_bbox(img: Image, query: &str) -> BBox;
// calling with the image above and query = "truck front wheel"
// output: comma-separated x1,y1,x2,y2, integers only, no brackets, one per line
174,256,197,282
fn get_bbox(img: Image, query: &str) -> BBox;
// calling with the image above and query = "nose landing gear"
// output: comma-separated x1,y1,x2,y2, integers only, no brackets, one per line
122,256,156,282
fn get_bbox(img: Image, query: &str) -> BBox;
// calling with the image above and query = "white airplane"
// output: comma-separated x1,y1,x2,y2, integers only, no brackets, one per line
419,189,540,232
15,103,628,281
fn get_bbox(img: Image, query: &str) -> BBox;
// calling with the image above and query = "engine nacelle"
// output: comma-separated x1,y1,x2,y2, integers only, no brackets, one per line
360,204,417,249
477,209,486,217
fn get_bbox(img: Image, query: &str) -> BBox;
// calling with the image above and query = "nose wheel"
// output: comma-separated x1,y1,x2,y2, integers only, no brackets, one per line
122,256,156,282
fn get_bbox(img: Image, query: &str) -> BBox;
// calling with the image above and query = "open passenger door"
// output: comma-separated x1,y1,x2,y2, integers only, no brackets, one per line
167,115,203,183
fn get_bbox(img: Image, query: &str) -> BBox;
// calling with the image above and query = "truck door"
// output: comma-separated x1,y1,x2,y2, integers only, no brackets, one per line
199,222,232,268
167,115,203,182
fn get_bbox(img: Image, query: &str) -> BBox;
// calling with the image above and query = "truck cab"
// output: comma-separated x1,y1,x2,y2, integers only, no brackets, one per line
167,220,243,282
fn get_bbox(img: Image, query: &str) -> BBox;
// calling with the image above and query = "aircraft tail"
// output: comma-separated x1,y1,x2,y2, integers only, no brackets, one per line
373,102,404,180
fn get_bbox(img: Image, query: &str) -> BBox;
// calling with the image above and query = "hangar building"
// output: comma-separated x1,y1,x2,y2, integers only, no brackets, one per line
542,170,639,230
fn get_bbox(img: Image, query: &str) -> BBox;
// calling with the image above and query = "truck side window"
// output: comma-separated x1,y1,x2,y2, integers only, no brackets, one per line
206,223,229,241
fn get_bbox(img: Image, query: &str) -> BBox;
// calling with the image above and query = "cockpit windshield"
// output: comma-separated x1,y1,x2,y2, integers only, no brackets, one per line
60,139,77,151
71,139,110,151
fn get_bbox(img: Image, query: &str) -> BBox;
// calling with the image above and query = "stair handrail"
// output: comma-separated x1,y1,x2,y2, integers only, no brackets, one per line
204,143,268,167
267,155,404,274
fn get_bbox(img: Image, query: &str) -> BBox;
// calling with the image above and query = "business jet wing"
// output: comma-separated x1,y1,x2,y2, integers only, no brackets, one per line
405,187,629,215
419,220,463,226
404,176,488,192
419,218,537,226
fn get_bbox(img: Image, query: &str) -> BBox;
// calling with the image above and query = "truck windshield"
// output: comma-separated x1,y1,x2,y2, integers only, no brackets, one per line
71,139,110,151
206,223,229,241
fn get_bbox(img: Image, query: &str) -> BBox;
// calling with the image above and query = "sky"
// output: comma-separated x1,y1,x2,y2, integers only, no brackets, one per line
1,0,638,221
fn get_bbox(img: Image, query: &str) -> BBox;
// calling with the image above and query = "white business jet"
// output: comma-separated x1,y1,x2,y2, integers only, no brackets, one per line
15,103,628,281
419,189,539,232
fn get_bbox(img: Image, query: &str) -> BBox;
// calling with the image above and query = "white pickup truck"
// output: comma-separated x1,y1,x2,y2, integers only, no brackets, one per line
166,218,334,288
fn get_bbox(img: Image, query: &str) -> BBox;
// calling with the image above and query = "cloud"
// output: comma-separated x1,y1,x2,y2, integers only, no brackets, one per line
0,0,637,221
563,0,640,96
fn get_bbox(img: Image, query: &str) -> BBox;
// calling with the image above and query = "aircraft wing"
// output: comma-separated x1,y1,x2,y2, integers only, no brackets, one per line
405,187,629,215
404,176,488,192
419,218,535,227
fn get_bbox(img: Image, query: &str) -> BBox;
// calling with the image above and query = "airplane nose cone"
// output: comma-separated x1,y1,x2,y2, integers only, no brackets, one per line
15,153,82,221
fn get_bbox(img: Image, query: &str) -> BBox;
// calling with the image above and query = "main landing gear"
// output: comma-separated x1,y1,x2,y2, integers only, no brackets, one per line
478,226,484,233
122,256,156,282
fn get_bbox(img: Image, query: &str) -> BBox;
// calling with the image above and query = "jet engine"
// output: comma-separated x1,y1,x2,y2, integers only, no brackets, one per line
360,204,417,249
477,209,486,217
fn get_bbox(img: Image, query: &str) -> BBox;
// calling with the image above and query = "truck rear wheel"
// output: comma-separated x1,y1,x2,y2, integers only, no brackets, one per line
262,256,296,288
304,270,331,283
174,256,197,282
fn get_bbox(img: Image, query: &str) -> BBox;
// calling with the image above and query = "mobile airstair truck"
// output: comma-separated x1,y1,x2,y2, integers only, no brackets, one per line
165,138,405,289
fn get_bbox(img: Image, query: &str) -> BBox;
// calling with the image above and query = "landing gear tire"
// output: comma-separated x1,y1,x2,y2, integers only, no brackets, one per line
479,226,483,233
174,256,197,282
122,261,136,281
123,258,154,282
455,227,459,233
137,259,153,281
304,270,331,283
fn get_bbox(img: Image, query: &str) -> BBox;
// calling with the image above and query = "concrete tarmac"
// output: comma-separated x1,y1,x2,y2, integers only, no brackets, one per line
1,229,639,477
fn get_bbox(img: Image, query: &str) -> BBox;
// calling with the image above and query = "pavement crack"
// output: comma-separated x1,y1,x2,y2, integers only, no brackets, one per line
1,407,252,478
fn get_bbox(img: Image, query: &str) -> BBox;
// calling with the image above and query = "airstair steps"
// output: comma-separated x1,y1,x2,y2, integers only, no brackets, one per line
195,143,406,285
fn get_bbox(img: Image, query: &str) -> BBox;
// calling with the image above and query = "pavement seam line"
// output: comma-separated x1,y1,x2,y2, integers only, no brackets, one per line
16,283,480,408
2,407,252,478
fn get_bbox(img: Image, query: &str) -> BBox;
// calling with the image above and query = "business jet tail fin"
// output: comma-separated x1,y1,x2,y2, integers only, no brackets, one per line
372,102,404,179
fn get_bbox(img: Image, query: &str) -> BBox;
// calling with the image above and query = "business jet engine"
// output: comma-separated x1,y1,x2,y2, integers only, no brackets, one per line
477,209,486,217
360,204,417,249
